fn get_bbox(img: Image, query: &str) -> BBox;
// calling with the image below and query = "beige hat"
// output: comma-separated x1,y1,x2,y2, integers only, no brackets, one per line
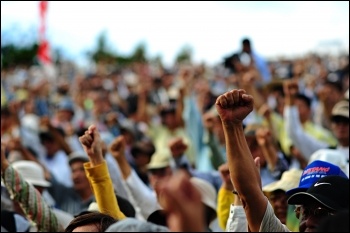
147,154,171,170
262,169,302,194
190,177,217,213
331,100,349,119
11,160,51,188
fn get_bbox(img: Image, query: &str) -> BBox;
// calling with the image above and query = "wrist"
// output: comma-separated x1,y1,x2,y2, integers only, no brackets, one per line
222,183,234,191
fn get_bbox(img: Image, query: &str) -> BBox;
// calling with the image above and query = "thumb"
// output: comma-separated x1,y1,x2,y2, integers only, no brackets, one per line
88,124,96,134
88,124,101,141
254,157,261,171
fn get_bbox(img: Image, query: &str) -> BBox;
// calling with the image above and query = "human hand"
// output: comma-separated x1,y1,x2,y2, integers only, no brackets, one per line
218,163,234,191
109,135,126,161
78,124,103,165
283,79,299,98
257,103,272,119
159,171,206,232
202,111,216,132
6,137,23,151
215,89,254,126
255,127,271,147
168,137,188,158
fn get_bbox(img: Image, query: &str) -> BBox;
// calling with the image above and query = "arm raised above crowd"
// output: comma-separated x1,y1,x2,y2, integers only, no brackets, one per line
215,89,267,232
79,125,125,220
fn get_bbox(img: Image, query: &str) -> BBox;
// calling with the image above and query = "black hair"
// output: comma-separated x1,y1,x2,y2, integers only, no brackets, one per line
295,93,312,108
65,212,117,232
323,80,343,93
130,140,156,158
242,38,251,45
147,210,168,227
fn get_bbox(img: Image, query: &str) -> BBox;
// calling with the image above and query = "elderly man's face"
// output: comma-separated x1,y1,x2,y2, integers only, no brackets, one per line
331,116,349,142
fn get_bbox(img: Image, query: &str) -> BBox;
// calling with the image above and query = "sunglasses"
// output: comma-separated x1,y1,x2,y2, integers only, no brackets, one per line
294,205,335,219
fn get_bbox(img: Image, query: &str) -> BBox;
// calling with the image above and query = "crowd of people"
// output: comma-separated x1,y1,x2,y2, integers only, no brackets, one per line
1,38,349,232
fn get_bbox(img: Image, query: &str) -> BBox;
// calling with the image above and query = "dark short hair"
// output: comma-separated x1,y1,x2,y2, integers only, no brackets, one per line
131,140,156,158
295,93,312,108
65,212,117,232
242,38,251,45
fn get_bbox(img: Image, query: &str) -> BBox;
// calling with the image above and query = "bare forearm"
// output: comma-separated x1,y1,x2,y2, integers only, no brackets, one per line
115,158,132,180
224,123,260,195
260,144,278,171
223,123,266,232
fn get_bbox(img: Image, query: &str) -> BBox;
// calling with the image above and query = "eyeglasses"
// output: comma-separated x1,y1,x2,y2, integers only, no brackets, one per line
294,205,335,219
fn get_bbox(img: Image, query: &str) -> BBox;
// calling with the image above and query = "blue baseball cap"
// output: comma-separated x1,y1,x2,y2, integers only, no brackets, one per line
286,160,348,196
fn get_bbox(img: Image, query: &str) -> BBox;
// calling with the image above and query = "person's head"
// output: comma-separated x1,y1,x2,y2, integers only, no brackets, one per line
244,124,267,167
288,175,349,232
39,130,64,157
159,104,177,130
262,169,302,224
147,210,168,227
56,98,75,123
131,139,156,169
189,177,217,226
294,94,312,123
68,151,90,193
147,154,173,198
105,217,169,232
330,100,349,146
319,80,343,105
65,212,117,232
242,38,252,54
1,106,14,131
11,160,51,194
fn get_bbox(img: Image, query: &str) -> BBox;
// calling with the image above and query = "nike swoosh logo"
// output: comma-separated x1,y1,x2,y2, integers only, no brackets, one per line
314,182,331,187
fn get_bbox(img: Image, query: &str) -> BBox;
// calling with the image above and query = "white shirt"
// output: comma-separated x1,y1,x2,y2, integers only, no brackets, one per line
43,150,72,187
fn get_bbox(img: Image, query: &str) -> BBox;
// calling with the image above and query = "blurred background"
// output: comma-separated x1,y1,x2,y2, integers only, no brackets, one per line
1,2,349,232
1,1,349,71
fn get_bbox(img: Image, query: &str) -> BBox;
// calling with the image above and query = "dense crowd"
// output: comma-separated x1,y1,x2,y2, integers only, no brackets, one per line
1,38,349,232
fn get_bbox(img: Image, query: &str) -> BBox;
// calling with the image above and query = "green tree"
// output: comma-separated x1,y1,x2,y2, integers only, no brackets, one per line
1,43,39,69
175,45,193,64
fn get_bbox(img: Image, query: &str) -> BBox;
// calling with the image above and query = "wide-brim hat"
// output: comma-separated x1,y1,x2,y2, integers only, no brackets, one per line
263,169,302,194
12,160,51,188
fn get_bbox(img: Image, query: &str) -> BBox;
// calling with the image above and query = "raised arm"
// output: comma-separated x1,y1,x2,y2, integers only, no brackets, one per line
215,89,267,232
1,142,61,232
110,135,160,219
79,125,125,220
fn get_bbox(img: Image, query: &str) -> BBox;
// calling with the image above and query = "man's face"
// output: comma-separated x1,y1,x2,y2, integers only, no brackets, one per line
70,161,90,192
297,200,335,232
331,117,349,143
148,166,173,199
269,190,288,224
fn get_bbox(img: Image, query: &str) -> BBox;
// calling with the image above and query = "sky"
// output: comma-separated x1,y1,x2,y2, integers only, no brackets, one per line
1,1,349,68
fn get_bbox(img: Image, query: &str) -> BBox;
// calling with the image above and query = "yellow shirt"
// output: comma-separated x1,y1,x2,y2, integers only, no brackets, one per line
264,112,337,156
148,124,195,165
84,161,126,220
217,187,235,230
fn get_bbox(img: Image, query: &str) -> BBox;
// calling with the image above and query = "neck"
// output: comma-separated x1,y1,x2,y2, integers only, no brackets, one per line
77,189,93,201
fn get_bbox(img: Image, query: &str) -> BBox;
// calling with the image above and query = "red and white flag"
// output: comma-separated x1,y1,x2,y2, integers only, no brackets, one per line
38,1,51,65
